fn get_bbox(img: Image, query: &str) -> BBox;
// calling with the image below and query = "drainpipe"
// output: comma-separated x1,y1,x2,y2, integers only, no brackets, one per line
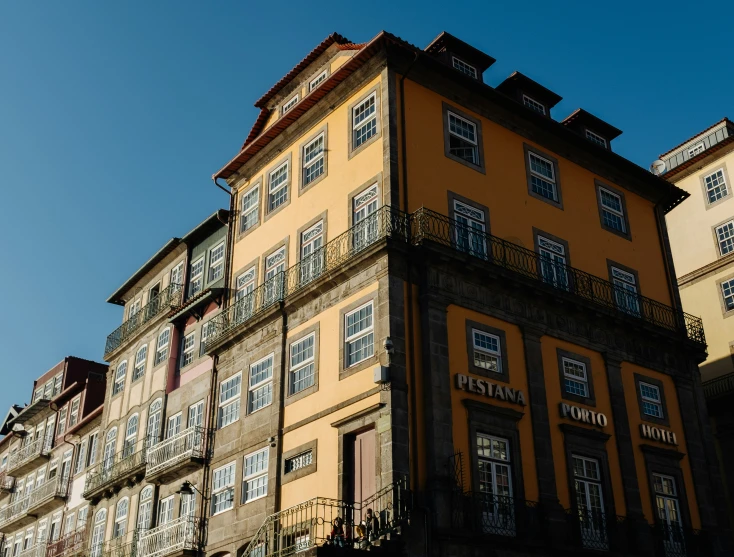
214,177,236,301
273,303,288,514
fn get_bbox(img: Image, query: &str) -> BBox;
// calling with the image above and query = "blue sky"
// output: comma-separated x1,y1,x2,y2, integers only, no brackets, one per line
0,0,731,411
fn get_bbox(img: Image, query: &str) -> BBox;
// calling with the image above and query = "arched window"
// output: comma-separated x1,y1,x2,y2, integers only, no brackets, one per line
102,428,117,471
155,329,171,366
146,399,162,447
137,486,153,531
90,509,107,557
113,498,128,539
133,345,148,381
123,415,138,457
112,361,127,395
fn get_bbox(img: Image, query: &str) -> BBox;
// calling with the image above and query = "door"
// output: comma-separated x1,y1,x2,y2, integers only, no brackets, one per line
611,266,640,316
654,474,685,556
353,186,378,250
538,236,569,290
477,434,514,535
454,201,487,258
348,428,376,526
573,455,607,549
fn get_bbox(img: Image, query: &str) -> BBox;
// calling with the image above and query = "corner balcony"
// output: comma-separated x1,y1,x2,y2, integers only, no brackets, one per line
7,436,53,476
137,516,206,557
27,474,69,516
47,526,88,557
702,372,734,401
145,427,210,484
104,283,183,358
0,495,34,532
83,440,147,502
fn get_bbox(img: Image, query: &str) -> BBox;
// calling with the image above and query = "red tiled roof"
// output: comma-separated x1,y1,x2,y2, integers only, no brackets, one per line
658,117,732,158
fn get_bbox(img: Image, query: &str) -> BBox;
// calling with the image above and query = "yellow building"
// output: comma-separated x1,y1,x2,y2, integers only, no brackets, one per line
201,31,731,557
660,118,734,530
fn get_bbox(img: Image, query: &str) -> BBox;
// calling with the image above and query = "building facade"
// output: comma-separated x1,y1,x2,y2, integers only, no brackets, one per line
200,30,730,557
660,118,734,530
0,357,107,557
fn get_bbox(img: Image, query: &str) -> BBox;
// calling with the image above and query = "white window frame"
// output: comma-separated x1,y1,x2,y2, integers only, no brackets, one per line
453,200,487,258
640,381,664,418
166,413,182,439
716,220,734,256
309,69,328,91
133,345,147,381
242,448,269,503
87,431,99,466
57,407,68,437
211,462,236,515
344,301,374,368
218,373,242,428
688,142,705,157
112,361,127,395
181,332,196,368
170,261,184,287
208,241,225,283
522,94,546,115
240,186,260,233
282,94,299,115
451,56,478,79
123,414,138,457
704,169,728,204
268,162,289,212
352,92,378,149
68,396,81,427
721,278,734,312
599,187,627,233
200,321,214,357
302,133,325,186
74,437,88,475
236,267,256,301
248,355,274,414
113,497,129,539
447,111,479,165
562,357,589,398
189,256,205,297
188,400,205,428
146,399,162,446
154,328,170,366
289,333,316,395
585,129,607,148
158,495,174,525
137,486,153,531
528,152,558,201
471,329,502,374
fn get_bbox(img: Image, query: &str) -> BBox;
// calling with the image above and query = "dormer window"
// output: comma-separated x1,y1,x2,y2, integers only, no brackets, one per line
452,57,478,79
309,70,328,92
585,129,607,148
282,94,299,115
688,142,705,157
522,95,546,115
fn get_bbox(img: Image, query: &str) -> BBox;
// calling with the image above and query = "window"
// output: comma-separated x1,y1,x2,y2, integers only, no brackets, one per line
537,235,569,290
180,489,196,517
640,382,664,418
113,498,128,539
137,486,153,531
472,329,502,374
562,358,589,398
212,462,236,515
721,278,734,312
181,332,196,367
451,56,478,79
476,434,514,534
53,373,63,395
704,169,728,204
146,399,162,446
188,400,204,428
352,93,377,149
282,94,299,114
688,142,705,157
77,507,88,529
264,247,286,304
344,302,374,367
158,495,174,525
236,267,256,301
240,186,260,233
69,397,81,428
585,129,607,148
170,262,184,287
90,509,106,557
208,242,225,282
166,413,181,438
154,329,170,366
43,380,53,400
57,407,68,437
248,355,273,413
309,69,328,91
200,321,214,357
102,428,117,471
522,95,546,115
74,437,88,475
189,257,204,297
123,415,138,458
300,221,324,283
528,152,558,202
243,448,269,503
87,432,98,466
285,450,313,474
290,333,315,395
454,200,486,258
218,373,241,428
653,474,684,553
598,187,627,234
716,220,734,256
128,299,142,320
572,455,607,548
353,185,379,250
268,162,289,212
302,133,325,186
112,361,127,395
611,266,640,316
23,529,32,551
447,111,479,165
33,388,43,403
133,345,147,381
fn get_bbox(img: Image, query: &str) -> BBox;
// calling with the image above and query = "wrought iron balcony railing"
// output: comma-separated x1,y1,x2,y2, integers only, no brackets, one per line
651,522,710,557
18,538,48,557
104,283,183,357
84,440,147,499
242,476,411,557
410,208,706,346
27,474,69,513
145,426,209,480
136,516,205,557
702,372,734,400
89,531,138,557
7,436,53,475
206,206,409,351
47,526,88,557
0,493,31,531
450,491,543,541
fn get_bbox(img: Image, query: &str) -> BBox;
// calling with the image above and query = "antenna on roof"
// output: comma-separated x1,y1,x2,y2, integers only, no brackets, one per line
650,159,667,176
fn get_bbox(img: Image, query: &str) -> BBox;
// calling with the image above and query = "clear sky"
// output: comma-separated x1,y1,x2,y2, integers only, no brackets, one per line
1,0,731,412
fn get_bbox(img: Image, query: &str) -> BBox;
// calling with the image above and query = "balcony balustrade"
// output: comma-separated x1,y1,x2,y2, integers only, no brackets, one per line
0,494,34,532
145,427,209,483
702,371,734,400
47,526,88,557
84,440,147,501
104,283,183,357
7,436,53,476
89,532,138,557
17,538,48,557
137,516,205,557
27,474,69,516
450,491,544,542
651,522,710,557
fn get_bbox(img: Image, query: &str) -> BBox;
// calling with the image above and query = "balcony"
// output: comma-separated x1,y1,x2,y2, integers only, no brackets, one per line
243,477,411,557
702,372,734,401
0,472,14,494
145,427,210,484
47,526,88,557
7,436,53,476
564,507,640,553
206,206,410,351
89,532,138,557
137,516,206,557
18,538,48,557
84,440,147,501
27,474,69,516
104,283,183,358
0,495,35,532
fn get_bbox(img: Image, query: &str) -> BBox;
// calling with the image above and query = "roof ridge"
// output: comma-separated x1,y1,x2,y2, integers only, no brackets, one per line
659,117,732,158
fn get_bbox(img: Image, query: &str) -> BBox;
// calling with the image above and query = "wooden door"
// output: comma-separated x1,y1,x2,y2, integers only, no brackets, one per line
350,429,376,506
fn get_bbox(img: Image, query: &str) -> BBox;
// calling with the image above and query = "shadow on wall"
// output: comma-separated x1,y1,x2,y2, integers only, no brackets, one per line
700,353,734,383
